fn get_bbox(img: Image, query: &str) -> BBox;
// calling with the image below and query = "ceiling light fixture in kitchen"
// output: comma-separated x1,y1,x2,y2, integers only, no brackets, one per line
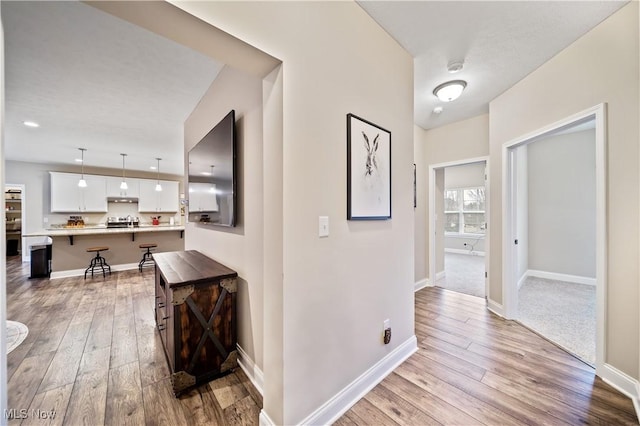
78,148,87,188
23,120,40,128
155,158,163,192
120,153,128,190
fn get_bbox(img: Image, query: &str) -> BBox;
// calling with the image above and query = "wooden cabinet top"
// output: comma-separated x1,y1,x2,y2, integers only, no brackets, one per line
153,250,237,288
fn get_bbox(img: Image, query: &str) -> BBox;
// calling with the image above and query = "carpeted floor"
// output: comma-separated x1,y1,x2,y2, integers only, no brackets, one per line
518,276,596,365
435,252,485,298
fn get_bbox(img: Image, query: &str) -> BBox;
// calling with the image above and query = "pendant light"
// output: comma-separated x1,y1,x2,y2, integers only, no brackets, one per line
155,158,162,192
78,148,87,188
120,153,128,190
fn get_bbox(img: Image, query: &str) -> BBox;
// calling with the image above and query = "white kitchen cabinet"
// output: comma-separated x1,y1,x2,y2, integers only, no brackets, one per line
188,182,219,212
138,180,179,213
50,172,107,212
106,176,140,198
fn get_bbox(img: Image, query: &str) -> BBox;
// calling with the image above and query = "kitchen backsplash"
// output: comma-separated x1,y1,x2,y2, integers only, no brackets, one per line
46,202,181,227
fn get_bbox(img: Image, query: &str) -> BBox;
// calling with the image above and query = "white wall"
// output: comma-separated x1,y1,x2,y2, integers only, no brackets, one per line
183,65,265,376
172,2,415,424
528,129,596,278
445,162,485,189
414,114,489,281
489,2,639,378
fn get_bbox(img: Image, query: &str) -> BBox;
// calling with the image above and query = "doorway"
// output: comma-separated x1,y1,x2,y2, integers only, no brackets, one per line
429,157,489,299
503,104,606,371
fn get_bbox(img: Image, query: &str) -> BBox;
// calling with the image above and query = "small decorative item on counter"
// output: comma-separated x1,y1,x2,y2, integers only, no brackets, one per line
151,216,161,225
66,216,85,228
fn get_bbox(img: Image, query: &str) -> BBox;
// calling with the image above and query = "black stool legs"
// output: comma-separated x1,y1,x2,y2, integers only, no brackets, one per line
138,244,156,271
84,249,111,279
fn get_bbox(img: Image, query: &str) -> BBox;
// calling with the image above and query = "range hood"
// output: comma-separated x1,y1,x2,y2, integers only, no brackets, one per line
107,197,139,203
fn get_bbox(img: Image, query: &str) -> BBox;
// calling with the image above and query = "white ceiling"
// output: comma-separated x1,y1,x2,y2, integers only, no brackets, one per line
358,1,627,130
3,1,223,175
2,1,629,175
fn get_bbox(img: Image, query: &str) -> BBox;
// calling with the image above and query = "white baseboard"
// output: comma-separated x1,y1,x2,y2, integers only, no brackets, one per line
298,335,418,426
259,410,277,426
517,273,528,289
444,248,485,256
236,344,264,396
526,269,596,286
50,262,140,279
487,299,504,317
600,363,640,422
436,270,446,281
414,278,430,292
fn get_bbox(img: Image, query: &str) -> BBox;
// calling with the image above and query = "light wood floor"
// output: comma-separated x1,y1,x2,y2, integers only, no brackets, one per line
7,256,638,425
6,256,261,425
337,287,638,425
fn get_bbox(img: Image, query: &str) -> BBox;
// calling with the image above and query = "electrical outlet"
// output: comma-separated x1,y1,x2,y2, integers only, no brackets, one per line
383,319,391,344
384,328,391,344
43,217,48,224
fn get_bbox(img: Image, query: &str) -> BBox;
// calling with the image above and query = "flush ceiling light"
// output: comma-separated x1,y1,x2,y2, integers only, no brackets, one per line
155,158,163,192
23,120,40,128
433,106,444,114
78,148,87,188
120,153,128,190
433,80,467,102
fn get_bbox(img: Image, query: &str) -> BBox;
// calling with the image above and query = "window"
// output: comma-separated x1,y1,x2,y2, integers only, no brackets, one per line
444,187,485,234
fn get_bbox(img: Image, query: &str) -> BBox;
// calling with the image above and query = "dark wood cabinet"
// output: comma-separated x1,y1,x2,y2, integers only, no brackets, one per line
154,250,238,395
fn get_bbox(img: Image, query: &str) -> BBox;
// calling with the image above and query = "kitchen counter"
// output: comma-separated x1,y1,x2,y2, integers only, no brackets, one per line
25,224,184,241
24,225,185,278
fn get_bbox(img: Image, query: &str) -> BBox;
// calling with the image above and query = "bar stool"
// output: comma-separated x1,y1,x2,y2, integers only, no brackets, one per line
139,243,157,272
84,246,111,279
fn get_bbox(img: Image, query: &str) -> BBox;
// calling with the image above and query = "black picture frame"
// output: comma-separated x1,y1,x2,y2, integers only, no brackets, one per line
413,163,417,208
347,113,391,220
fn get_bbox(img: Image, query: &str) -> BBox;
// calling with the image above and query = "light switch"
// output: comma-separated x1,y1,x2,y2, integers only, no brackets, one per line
319,216,329,237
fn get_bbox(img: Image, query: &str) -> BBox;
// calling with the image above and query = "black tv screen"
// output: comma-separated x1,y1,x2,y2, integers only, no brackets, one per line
188,110,236,227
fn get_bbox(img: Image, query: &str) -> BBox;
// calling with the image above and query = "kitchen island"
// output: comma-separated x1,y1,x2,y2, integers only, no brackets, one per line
24,225,185,278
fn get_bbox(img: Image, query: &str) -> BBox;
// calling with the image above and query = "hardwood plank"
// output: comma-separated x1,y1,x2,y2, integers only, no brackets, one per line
364,383,442,425
481,370,637,425
110,313,138,368
105,361,145,426
395,355,522,426
7,351,56,416
23,383,74,426
37,337,86,393
209,372,250,410
234,368,263,409
142,378,189,426
78,347,111,376
63,369,109,426
222,395,261,426
85,305,115,352
381,372,483,425
135,331,170,388
180,384,225,426
347,397,400,426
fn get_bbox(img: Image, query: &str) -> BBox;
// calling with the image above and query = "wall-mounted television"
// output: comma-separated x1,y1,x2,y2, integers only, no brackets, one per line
188,110,237,227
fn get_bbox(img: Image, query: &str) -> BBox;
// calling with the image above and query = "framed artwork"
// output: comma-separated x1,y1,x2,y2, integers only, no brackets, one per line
413,163,418,209
347,113,391,220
